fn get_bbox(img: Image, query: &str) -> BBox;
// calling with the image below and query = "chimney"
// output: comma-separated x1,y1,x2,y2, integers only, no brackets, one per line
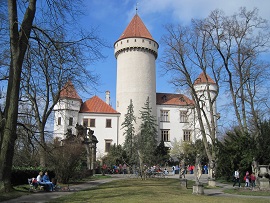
105,91,110,105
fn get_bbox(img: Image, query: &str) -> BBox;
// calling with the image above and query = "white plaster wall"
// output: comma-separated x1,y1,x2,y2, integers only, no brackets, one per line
115,37,158,144
157,105,195,145
78,113,120,159
53,98,81,140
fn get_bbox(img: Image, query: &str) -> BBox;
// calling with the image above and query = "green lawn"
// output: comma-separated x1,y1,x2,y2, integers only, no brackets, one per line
48,178,270,203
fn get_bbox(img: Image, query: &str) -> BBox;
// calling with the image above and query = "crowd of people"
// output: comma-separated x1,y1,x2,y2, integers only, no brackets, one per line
101,162,210,177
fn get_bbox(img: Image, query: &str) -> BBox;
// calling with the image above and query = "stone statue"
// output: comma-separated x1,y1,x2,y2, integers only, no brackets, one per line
252,158,259,177
179,160,186,179
65,128,73,139
194,154,202,185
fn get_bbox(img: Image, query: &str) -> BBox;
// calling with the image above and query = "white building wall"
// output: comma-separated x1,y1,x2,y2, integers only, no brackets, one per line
115,38,158,144
53,98,81,139
78,113,119,159
157,105,195,146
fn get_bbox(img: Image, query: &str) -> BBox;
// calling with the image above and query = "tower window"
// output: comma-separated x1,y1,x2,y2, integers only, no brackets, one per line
142,39,144,43
106,119,112,128
69,117,73,126
161,130,170,142
57,117,61,125
160,110,170,122
127,40,129,43
90,119,95,127
134,39,136,42
183,130,191,142
149,41,151,44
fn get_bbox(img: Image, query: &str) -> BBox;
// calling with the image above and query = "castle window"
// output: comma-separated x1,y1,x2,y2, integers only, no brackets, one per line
161,130,170,142
183,130,191,142
161,110,170,122
105,139,112,152
69,117,73,126
83,119,88,127
57,117,61,125
106,119,112,128
90,119,95,127
180,111,188,123
142,39,144,43
149,41,151,44
134,39,136,42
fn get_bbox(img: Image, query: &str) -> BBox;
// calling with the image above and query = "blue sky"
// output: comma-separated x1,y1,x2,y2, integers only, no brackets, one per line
78,0,270,127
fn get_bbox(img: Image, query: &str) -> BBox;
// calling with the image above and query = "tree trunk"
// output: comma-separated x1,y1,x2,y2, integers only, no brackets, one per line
0,0,36,192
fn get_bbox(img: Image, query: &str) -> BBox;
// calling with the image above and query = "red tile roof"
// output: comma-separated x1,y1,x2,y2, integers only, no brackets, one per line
156,93,194,106
60,80,82,101
80,96,119,114
118,14,154,41
194,72,215,85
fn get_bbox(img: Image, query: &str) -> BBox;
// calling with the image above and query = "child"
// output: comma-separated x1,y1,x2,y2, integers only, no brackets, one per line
244,171,250,187
250,173,256,188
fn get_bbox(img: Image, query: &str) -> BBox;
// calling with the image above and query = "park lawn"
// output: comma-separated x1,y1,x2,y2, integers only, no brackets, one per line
0,175,111,202
49,178,270,203
224,187,270,196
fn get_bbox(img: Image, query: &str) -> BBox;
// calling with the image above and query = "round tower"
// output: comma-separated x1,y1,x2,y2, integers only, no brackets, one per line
193,73,218,142
114,14,159,144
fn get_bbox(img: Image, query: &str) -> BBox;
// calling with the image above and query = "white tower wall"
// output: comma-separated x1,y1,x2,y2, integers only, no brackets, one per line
115,37,158,144
193,83,218,142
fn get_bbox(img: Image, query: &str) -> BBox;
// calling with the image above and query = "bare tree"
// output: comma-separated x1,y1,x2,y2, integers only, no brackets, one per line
20,17,103,166
0,0,104,192
201,7,270,135
162,21,220,186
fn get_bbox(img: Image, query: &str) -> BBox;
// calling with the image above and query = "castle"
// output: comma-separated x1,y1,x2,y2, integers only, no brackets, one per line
53,14,217,159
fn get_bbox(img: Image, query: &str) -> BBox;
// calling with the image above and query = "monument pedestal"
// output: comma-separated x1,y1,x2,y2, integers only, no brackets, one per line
180,178,187,189
259,178,270,189
193,183,204,195
208,179,216,187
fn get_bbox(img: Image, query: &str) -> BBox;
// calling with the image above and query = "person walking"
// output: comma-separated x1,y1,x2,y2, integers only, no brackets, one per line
244,171,250,187
233,169,241,187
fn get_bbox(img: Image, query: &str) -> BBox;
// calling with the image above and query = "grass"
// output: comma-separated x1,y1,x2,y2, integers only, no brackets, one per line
48,178,270,203
0,185,31,202
224,187,270,196
1,176,270,203
0,175,112,202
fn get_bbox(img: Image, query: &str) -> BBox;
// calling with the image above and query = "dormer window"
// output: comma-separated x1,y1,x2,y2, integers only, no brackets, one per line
179,96,185,102
161,95,167,102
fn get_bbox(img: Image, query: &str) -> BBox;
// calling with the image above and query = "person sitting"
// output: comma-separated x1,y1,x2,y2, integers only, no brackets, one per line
43,171,55,191
36,171,48,191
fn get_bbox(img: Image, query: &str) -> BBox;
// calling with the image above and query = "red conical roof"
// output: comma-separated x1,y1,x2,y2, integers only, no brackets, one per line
118,14,154,41
194,72,216,85
60,80,81,100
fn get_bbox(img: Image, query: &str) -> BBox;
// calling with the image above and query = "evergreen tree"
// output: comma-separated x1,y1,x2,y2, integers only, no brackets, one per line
256,120,270,164
121,99,137,164
154,141,170,166
137,97,158,165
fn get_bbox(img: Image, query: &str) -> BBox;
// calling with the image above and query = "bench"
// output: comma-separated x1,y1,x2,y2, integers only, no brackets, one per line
28,178,50,192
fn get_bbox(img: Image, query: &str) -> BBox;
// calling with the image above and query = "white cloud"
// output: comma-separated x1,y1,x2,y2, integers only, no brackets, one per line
138,0,270,24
